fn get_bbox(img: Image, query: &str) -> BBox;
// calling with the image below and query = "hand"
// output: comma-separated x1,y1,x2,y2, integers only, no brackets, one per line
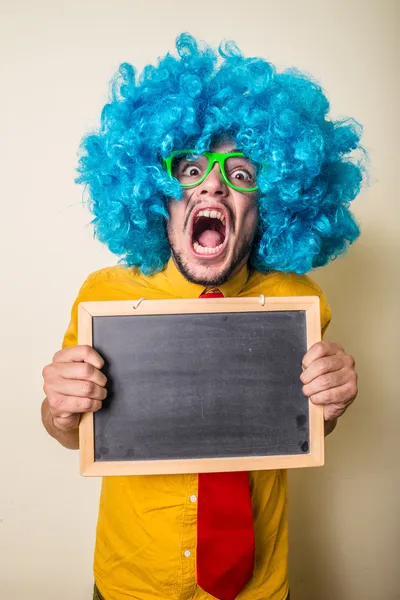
42,345,107,432
300,341,358,422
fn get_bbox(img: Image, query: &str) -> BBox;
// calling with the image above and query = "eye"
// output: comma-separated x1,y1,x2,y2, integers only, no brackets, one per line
182,164,202,177
231,168,252,181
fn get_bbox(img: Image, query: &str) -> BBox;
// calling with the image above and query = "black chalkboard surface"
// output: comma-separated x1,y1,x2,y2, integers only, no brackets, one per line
78,297,323,476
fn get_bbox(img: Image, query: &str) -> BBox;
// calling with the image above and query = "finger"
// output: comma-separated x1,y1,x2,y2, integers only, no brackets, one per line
51,362,107,387
323,404,346,421
53,345,104,369
308,382,356,407
51,395,103,418
302,367,350,397
48,379,107,401
300,355,345,385
302,341,344,369
53,414,81,432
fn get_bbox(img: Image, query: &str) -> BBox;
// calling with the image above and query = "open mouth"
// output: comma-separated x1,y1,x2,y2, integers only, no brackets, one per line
191,208,228,256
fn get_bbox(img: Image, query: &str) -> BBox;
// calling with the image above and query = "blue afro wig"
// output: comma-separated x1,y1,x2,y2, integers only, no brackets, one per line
76,33,365,275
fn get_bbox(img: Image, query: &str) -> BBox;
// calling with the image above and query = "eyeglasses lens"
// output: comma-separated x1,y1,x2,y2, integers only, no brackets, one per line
224,157,256,189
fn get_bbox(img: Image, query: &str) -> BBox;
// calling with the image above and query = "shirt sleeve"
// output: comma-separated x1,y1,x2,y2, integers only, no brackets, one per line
62,272,102,349
269,272,332,339
287,273,332,338
319,292,331,339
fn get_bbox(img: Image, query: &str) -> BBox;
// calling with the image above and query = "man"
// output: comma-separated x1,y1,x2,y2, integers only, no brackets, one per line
41,34,362,600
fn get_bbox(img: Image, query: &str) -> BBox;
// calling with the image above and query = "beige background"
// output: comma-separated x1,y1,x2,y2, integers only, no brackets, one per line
1,0,399,598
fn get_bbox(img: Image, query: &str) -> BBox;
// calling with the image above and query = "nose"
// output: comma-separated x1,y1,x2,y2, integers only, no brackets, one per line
199,162,229,197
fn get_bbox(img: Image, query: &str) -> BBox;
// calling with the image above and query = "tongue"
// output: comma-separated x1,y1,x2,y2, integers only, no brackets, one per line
197,229,224,248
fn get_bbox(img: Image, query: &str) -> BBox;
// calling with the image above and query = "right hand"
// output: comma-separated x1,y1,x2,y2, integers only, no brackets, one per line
42,345,107,432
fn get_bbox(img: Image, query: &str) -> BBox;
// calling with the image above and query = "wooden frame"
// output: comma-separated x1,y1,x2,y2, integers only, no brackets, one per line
78,296,323,476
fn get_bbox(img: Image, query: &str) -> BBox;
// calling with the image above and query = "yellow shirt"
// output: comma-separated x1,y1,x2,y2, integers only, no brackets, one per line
63,259,331,600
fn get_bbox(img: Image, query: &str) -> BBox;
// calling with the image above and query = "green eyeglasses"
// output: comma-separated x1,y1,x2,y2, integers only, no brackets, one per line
164,150,258,193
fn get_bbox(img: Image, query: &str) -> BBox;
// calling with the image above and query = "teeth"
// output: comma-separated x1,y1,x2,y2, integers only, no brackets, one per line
193,241,224,255
196,209,226,225
192,209,226,255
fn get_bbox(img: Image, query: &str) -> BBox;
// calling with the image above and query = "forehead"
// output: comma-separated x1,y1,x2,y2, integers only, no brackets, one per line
209,136,236,154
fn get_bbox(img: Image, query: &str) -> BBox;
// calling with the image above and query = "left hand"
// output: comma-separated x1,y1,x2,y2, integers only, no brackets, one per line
300,341,358,422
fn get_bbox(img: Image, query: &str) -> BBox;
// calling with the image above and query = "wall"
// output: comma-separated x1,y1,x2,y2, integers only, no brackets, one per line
1,1,398,598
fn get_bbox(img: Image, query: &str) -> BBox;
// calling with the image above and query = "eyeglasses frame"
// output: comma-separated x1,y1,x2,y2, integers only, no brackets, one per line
164,150,259,193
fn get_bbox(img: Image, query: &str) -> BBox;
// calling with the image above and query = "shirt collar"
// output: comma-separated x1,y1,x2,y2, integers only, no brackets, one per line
164,257,249,299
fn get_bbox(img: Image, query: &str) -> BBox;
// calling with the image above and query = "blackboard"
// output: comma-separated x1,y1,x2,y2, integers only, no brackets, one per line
78,297,323,476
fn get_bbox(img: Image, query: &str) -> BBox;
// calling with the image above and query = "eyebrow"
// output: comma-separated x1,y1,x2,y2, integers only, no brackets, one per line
210,148,241,153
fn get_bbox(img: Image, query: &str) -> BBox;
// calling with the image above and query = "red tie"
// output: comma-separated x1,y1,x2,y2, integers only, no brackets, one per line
196,290,255,600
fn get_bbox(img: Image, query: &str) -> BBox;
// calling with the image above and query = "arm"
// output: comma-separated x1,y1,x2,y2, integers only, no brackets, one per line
41,345,107,450
324,418,338,437
41,397,80,450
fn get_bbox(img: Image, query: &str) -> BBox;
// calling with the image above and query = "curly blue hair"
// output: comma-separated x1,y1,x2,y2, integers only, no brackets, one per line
76,33,365,275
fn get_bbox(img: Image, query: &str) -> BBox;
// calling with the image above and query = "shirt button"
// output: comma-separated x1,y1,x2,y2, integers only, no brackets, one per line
190,494,197,503
184,550,191,558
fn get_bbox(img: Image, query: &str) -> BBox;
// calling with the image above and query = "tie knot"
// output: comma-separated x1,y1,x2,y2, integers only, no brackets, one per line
200,288,224,299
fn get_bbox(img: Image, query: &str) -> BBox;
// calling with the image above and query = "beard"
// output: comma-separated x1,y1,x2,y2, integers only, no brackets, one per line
169,232,255,287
